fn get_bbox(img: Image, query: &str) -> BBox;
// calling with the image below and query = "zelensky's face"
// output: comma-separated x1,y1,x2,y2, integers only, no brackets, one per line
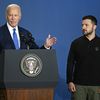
82,19,96,36
6,7,21,27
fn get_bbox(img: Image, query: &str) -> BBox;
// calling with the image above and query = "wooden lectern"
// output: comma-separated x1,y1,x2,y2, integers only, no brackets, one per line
0,49,58,100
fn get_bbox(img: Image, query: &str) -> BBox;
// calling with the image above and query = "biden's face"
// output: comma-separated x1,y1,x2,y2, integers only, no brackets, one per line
6,6,21,27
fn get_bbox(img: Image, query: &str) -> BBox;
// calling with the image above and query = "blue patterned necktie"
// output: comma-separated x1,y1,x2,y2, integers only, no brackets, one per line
13,28,19,49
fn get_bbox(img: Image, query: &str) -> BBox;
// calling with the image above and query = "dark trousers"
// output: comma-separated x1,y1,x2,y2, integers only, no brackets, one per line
72,85,100,100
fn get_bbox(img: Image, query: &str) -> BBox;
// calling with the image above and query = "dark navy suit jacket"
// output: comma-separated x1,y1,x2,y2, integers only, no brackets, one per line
0,24,45,50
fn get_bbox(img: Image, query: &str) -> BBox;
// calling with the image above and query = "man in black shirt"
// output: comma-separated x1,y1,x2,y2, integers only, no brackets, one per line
67,15,100,100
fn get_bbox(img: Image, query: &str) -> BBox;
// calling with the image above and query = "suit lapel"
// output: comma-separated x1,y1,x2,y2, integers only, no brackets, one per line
4,24,16,49
18,27,27,49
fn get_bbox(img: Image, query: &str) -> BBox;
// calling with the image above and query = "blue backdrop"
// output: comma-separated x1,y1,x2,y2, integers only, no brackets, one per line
0,0,100,100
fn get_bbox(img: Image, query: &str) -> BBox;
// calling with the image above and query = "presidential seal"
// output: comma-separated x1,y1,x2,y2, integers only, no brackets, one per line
20,54,42,77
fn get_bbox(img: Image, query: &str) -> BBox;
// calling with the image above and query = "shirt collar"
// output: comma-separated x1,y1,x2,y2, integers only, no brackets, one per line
7,22,18,30
7,23,19,36
83,35,99,41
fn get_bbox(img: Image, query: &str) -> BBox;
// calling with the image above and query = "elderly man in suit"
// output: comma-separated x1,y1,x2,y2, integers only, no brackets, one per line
0,4,56,50
0,4,56,100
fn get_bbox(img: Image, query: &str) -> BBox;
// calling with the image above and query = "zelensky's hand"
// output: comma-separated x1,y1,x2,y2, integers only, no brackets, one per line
44,34,57,48
68,82,76,92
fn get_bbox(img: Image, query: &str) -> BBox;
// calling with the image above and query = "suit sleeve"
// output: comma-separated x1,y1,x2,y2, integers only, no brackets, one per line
67,41,76,83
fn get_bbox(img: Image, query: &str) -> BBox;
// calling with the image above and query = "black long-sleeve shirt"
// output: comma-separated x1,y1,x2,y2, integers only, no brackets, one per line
67,35,100,86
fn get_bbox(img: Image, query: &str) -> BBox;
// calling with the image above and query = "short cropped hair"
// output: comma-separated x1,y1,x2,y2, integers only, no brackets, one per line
82,15,97,25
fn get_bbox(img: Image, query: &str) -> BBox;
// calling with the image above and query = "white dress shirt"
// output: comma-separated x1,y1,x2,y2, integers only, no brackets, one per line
7,23,20,48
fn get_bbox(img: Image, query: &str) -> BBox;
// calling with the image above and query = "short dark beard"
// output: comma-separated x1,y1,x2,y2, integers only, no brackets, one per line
83,30,93,36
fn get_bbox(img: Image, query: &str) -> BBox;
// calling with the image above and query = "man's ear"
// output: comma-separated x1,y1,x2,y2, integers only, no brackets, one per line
94,25,97,30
